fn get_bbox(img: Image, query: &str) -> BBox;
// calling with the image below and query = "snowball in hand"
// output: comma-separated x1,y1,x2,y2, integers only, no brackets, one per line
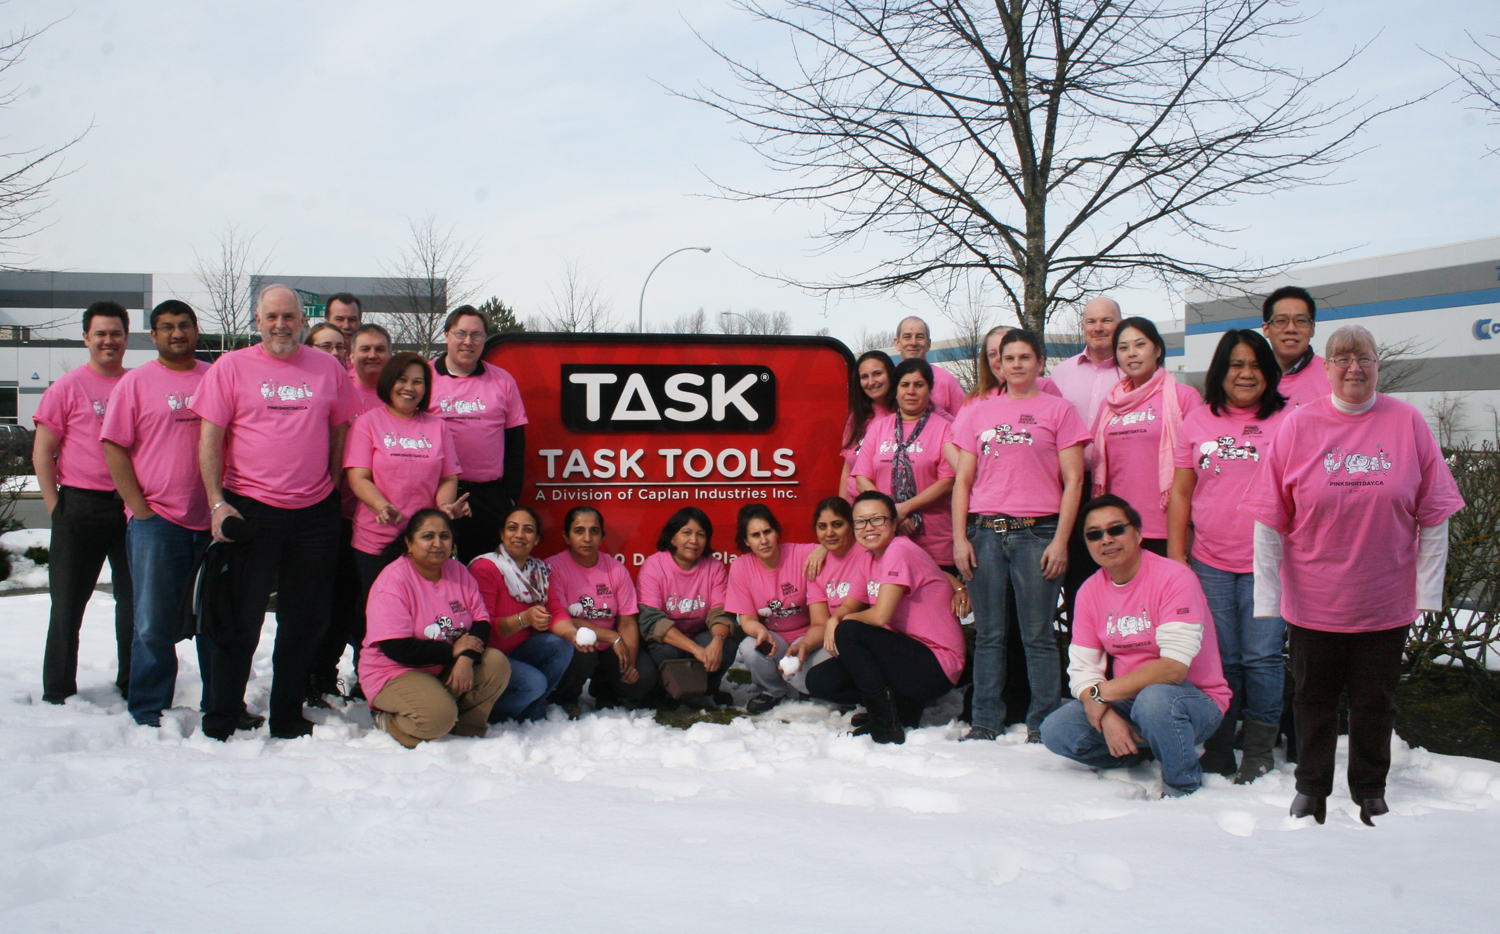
779,655,801,677
575,628,598,647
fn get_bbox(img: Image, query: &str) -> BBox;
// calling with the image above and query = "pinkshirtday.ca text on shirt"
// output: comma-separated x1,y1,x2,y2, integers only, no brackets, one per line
1099,382,1203,538
429,360,528,483
1173,404,1288,573
853,410,957,564
869,536,965,681
343,407,461,556
952,391,1090,517
637,551,729,637
725,542,817,643
33,364,123,492
98,360,212,529
359,556,488,704
545,550,638,630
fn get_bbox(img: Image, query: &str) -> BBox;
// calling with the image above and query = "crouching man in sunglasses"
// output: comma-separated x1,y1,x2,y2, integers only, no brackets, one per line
1038,494,1230,797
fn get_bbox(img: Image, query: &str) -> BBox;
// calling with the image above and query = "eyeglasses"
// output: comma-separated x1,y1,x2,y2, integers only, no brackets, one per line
1083,522,1132,542
1328,354,1378,368
852,516,890,530
449,330,485,344
1268,315,1313,329
153,323,196,333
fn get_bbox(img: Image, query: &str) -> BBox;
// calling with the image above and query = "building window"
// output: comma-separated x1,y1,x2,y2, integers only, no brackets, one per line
0,326,30,342
0,387,16,424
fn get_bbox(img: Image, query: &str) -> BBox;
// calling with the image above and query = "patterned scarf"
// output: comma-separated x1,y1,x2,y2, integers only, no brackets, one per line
891,409,931,534
474,548,550,604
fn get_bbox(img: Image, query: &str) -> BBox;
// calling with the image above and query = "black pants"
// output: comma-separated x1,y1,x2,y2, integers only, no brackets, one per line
451,479,514,565
203,490,340,736
309,520,366,693
805,622,953,707
1289,623,1408,798
43,486,134,702
550,643,658,706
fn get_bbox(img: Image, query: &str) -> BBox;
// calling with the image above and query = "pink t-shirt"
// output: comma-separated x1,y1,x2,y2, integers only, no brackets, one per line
1049,352,1124,471
469,554,569,655
1074,550,1231,713
545,550,639,630
840,404,891,500
1098,383,1203,538
98,360,212,529
1239,395,1464,633
190,344,359,509
1277,355,1333,410
725,542,817,642
1173,404,1289,573
637,551,729,637
811,545,875,610
359,556,489,705
929,364,965,418
951,392,1090,517
340,377,386,520
33,364,123,492
853,411,957,564
343,408,462,556
868,536,965,682
429,361,528,483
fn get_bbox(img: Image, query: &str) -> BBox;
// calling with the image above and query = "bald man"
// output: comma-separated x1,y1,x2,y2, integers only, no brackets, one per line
893,316,965,417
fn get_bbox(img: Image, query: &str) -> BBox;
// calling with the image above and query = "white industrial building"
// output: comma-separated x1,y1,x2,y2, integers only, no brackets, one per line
1183,236,1500,445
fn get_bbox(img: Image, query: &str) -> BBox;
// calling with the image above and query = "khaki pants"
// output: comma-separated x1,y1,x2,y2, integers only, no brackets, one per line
372,649,511,748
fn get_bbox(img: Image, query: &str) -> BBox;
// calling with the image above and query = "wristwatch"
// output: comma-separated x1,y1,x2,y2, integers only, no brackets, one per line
1088,683,1105,705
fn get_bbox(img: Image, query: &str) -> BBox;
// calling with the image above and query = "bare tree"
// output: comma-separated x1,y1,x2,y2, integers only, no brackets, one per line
1374,335,1432,394
1427,392,1471,449
378,214,482,355
718,308,791,335
687,0,1405,340
665,308,711,334
854,327,894,354
532,261,617,332
190,224,271,351
1435,32,1500,156
0,18,86,269
926,275,1002,391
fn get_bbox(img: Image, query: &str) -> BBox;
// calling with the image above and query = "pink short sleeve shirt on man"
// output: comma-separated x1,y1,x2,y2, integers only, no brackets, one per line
98,360,212,529
1276,355,1333,410
1099,382,1202,538
343,407,462,556
1172,404,1288,574
190,344,359,510
853,411,957,564
1073,550,1231,713
359,556,489,704
429,361,528,483
870,536,966,681
812,545,875,611
725,542,817,643
928,364,965,418
637,551,730,636
33,364,123,492
545,550,639,629
340,377,386,520
951,392,1091,518
1239,395,1464,633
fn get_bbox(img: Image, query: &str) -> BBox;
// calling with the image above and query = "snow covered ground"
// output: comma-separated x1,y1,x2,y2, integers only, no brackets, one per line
2,591,1498,933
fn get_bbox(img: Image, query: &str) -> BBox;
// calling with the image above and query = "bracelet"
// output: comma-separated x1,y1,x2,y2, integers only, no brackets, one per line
210,501,230,513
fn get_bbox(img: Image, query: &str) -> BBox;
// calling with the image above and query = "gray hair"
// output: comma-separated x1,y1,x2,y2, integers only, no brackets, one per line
1324,324,1376,360
255,283,304,318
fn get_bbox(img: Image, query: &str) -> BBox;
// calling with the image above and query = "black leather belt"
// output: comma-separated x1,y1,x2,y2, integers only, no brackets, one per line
970,513,1056,532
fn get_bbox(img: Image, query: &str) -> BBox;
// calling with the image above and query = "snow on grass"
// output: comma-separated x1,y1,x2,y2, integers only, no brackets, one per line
1,591,1498,932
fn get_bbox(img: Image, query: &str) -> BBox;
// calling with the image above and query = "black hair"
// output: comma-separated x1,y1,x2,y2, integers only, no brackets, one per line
502,505,544,544
563,506,604,538
998,328,1045,362
846,350,896,448
83,300,129,333
376,352,433,412
852,489,897,520
735,503,781,551
1203,330,1287,420
1261,286,1316,323
812,496,853,528
326,292,362,314
657,506,714,556
1080,494,1142,532
149,299,197,330
891,357,934,394
377,507,454,567
1114,316,1166,368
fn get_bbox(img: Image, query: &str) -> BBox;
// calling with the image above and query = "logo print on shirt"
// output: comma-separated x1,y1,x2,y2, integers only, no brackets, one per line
1197,436,1259,474
423,615,466,643
1109,406,1156,428
877,437,926,455
382,432,433,451
567,594,615,620
91,397,108,418
826,581,851,602
758,599,801,620
437,396,487,415
866,578,881,601
164,391,193,413
979,423,1034,455
1323,445,1392,478
666,593,706,615
1105,608,1154,638
259,379,314,402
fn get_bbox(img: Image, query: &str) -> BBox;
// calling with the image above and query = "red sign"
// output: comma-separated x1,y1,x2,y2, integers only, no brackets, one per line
482,333,853,567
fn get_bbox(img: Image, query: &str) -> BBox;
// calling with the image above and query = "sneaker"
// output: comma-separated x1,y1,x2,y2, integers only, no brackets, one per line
746,693,782,715
961,726,999,742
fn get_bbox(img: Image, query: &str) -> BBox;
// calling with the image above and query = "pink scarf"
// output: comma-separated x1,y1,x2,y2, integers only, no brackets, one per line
1090,368,1184,511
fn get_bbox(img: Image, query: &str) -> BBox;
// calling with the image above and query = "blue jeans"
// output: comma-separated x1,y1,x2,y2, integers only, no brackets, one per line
126,515,210,726
1192,558,1285,724
968,516,1063,732
488,633,574,723
1041,683,1224,795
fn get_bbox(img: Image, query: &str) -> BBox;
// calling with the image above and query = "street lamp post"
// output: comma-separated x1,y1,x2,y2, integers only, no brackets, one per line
638,246,711,332
719,310,753,334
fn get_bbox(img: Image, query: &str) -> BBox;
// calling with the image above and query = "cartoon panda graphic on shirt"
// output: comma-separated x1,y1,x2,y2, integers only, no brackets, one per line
979,423,1033,455
423,615,466,643
567,594,616,620
1197,436,1259,474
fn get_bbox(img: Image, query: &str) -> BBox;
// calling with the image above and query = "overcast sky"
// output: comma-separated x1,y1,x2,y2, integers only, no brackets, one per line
4,0,1497,346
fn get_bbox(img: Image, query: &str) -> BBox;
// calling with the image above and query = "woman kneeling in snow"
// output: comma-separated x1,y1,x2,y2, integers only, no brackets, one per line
1039,495,1229,796
359,509,512,747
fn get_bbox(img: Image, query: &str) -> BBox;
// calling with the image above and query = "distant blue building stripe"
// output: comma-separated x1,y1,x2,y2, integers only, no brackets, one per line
1186,286,1500,336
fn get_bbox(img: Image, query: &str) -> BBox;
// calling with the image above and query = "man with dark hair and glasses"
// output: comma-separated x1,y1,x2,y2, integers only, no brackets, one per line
1260,285,1332,408
1038,494,1230,797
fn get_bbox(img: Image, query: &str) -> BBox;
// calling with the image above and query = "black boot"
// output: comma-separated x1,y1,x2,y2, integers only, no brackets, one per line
1234,718,1279,784
855,690,904,744
1290,792,1326,824
1356,796,1389,827
1199,715,1238,777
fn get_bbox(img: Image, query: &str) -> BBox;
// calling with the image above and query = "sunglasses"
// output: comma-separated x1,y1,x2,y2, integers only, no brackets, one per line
1084,522,1132,542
